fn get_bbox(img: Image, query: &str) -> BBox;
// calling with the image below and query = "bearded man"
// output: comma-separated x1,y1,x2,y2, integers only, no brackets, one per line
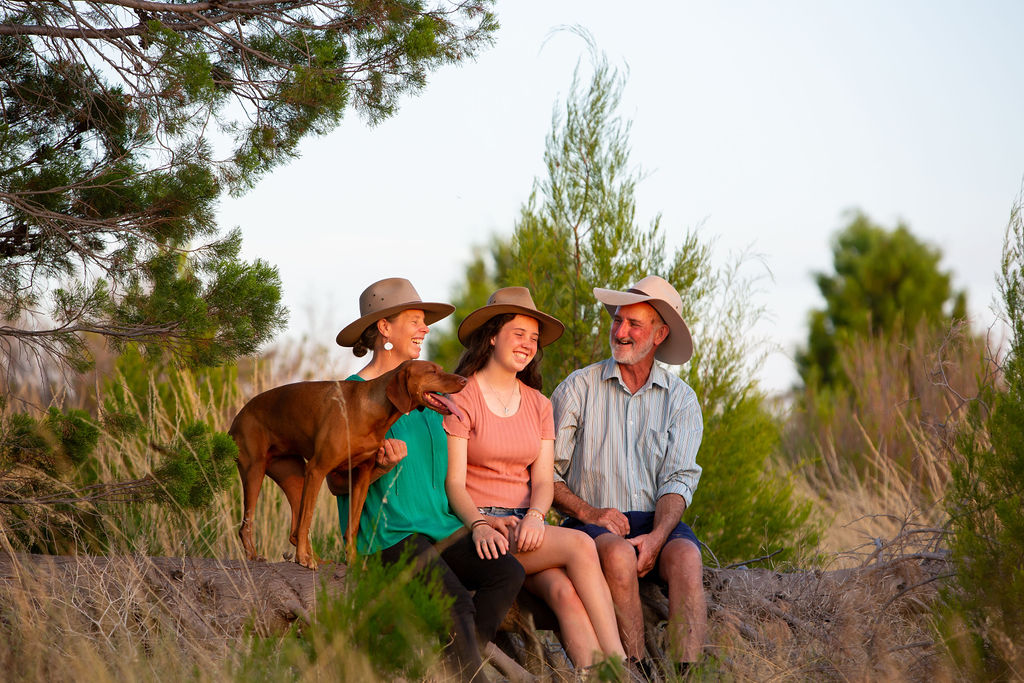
551,276,706,675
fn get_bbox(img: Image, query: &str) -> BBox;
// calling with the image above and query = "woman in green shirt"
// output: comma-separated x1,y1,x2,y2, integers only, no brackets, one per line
330,278,524,683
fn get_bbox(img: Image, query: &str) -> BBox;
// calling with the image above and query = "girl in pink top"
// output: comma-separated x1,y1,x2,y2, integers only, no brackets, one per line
443,287,625,669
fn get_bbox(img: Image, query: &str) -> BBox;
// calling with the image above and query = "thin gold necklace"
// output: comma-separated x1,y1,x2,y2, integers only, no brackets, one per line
481,376,519,415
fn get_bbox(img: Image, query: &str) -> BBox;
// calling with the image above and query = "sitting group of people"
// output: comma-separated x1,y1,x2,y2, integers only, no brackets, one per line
327,275,706,682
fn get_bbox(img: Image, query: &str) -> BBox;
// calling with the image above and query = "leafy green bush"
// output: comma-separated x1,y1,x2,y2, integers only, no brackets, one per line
234,552,452,681
943,198,1024,676
154,421,238,509
0,405,100,476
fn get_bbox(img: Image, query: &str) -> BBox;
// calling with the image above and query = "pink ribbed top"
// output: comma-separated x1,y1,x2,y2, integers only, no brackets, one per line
443,375,554,508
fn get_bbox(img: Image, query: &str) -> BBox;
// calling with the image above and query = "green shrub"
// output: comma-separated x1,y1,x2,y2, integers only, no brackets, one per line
153,421,238,509
234,552,452,681
943,198,1024,676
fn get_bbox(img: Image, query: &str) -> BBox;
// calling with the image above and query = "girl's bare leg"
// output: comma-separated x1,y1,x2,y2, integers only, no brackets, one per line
525,568,600,667
516,526,626,659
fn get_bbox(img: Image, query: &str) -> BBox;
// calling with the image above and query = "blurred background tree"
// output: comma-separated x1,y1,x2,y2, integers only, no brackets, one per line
796,213,968,390
787,213,982,495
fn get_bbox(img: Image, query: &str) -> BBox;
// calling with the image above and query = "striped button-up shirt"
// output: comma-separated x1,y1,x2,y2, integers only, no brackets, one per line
552,358,703,511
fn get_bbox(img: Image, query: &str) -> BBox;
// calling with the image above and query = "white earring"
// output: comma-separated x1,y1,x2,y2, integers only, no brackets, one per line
383,340,394,351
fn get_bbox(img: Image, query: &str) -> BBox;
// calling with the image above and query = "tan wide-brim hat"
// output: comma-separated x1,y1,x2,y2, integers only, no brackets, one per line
336,277,455,347
457,287,565,348
593,275,693,364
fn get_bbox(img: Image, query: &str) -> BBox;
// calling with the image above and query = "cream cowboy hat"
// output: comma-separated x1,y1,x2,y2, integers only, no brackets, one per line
336,277,455,347
593,275,694,364
457,287,565,348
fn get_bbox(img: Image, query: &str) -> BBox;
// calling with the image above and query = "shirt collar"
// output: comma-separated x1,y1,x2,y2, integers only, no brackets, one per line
600,357,669,393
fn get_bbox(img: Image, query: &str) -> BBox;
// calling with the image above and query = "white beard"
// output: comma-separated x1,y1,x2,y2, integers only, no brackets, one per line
610,335,655,366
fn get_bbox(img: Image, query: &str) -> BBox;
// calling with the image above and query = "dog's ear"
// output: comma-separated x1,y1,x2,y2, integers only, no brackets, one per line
385,363,417,414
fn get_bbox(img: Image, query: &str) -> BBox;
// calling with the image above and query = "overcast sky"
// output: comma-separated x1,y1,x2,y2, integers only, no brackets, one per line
221,1,1024,392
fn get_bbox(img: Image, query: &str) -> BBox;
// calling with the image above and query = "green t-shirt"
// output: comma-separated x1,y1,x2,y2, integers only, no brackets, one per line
336,374,464,554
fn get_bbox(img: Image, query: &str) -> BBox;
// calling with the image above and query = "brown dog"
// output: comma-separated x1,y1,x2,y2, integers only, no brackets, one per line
230,360,467,569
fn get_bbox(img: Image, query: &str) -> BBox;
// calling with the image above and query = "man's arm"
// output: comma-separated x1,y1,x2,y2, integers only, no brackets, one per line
553,481,631,536
655,387,703,506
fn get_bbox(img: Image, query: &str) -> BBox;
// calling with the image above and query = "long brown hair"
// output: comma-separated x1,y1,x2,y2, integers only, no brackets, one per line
454,313,544,391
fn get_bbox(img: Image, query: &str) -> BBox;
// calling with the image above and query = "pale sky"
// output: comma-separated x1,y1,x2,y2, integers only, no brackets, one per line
221,1,1024,392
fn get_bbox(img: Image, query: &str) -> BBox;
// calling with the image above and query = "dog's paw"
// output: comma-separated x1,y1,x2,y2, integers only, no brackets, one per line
295,548,318,570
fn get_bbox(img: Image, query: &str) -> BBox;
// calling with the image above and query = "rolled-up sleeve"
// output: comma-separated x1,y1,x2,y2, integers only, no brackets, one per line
655,386,703,507
551,378,581,484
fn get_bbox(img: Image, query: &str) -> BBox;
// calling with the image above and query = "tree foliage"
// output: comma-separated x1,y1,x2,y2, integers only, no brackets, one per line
0,1,496,373
429,42,818,564
944,196,1024,676
0,397,237,553
797,212,967,389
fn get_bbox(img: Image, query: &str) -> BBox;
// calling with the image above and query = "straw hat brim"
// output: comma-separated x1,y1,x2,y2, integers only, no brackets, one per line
457,305,565,347
593,288,693,364
336,302,454,347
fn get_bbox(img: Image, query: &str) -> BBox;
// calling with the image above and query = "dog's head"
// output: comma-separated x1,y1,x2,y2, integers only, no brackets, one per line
386,360,467,421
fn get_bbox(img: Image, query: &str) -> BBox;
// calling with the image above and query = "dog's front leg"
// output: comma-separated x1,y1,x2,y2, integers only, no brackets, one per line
344,463,375,565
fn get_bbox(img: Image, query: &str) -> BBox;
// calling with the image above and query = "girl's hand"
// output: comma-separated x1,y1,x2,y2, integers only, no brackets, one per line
514,512,545,552
472,521,509,559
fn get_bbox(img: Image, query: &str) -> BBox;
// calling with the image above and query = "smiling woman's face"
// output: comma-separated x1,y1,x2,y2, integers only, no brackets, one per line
380,308,429,361
489,314,540,373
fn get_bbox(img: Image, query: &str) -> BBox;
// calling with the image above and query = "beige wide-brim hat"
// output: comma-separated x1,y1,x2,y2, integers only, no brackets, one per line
457,287,565,348
593,275,693,364
336,277,455,347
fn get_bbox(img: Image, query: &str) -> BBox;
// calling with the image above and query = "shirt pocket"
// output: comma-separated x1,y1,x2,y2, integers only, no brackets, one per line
644,426,668,460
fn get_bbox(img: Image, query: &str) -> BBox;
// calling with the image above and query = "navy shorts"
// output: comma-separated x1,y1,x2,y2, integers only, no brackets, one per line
561,510,700,550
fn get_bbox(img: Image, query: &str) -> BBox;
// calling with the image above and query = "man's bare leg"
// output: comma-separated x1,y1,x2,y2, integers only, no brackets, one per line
659,538,706,662
594,534,646,659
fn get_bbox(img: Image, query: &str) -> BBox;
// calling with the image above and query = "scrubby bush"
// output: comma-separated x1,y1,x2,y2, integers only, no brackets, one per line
943,198,1024,676
235,553,452,681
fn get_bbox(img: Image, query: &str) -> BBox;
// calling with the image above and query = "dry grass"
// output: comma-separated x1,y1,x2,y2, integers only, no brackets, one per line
783,322,991,561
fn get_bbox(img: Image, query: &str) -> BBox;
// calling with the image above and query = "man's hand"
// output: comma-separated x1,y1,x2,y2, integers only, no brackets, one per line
586,507,630,536
376,438,408,469
628,532,665,577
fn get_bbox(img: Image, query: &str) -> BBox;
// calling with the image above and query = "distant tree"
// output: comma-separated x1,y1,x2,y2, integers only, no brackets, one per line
796,213,967,388
0,1,497,374
429,42,818,564
944,196,1024,677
